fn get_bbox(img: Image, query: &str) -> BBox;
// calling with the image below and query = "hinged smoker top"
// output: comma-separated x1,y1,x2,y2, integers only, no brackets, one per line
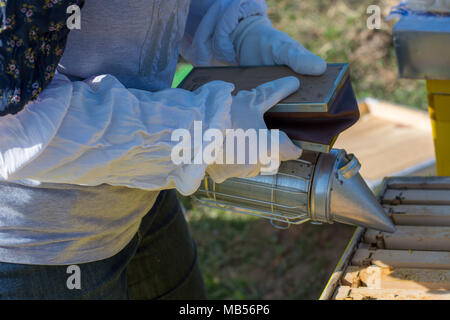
179,63,350,113
179,64,360,153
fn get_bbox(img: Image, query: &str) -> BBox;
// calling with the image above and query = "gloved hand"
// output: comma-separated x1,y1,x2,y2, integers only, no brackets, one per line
232,15,327,76
206,76,302,183
3,73,299,195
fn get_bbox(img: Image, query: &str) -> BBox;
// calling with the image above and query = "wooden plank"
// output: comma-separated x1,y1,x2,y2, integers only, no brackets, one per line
342,266,450,290
386,177,450,189
333,101,435,182
319,228,365,300
352,249,450,269
328,177,450,299
339,125,433,180
334,286,450,300
364,99,432,132
364,226,450,251
391,214,450,227
382,189,450,205
357,101,370,116
385,204,450,215
358,243,370,249
383,204,450,226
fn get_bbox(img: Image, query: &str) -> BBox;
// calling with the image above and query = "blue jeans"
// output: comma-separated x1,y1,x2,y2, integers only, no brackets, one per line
0,190,206,300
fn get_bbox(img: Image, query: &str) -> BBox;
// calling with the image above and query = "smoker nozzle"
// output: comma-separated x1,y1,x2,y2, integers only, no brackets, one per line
193,149,396,233
311,150,396,233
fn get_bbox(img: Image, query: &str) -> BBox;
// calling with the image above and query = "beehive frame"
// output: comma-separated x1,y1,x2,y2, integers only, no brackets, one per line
320,176,450,300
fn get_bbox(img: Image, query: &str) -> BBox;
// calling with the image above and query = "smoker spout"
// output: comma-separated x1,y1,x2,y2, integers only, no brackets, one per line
311,150,396,233
329,167,396,233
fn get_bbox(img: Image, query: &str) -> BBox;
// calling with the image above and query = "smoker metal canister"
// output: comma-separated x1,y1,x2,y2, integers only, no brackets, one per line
193,149,396,232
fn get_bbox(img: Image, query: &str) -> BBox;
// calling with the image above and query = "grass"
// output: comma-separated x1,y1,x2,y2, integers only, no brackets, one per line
266,0,427,109
180,195,355,300
175,0,427,300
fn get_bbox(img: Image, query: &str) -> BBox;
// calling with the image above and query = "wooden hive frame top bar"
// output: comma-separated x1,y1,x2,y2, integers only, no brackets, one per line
320,176,450,300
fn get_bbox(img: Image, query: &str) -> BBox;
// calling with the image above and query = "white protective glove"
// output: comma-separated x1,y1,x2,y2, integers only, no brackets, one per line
206,76,302,183
1,73,301,195
232,15,327,76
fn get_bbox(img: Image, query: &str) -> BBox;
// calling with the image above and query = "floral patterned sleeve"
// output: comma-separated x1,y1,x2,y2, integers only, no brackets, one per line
0,0,84,116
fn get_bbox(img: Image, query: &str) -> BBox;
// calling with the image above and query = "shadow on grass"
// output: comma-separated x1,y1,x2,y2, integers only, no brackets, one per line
179,195,355,300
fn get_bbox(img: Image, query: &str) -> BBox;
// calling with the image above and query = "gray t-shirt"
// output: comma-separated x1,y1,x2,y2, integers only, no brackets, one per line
0,0,191,265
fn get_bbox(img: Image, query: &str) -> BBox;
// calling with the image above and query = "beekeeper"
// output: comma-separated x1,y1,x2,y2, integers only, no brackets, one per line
0,0,326,299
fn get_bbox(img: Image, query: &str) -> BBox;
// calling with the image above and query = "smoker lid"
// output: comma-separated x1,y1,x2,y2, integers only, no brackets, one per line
178,64,350,113
264,78,360,147
179,64,360,152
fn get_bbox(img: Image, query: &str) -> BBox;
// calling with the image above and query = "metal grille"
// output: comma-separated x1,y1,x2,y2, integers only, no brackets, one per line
193,158,313,227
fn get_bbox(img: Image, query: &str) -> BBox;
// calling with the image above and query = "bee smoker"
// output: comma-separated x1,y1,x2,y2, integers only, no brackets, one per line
193,149,396,233
181,64,395,232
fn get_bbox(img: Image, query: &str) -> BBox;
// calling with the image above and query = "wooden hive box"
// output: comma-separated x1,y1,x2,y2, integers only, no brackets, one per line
320,176,450,300
334,99,436,188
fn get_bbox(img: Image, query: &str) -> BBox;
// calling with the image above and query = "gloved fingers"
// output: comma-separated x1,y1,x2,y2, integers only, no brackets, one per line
206,132,301,182
206,163,260,184
277,130,303,161
242,163,263,178
194,80,235,95
259,130,302,174
205,164,229,184
274,41,327,76
253,76,300,114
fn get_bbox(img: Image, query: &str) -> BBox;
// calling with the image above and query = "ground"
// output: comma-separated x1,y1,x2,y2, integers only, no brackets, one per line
175,0,427,300
185,204,355,299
